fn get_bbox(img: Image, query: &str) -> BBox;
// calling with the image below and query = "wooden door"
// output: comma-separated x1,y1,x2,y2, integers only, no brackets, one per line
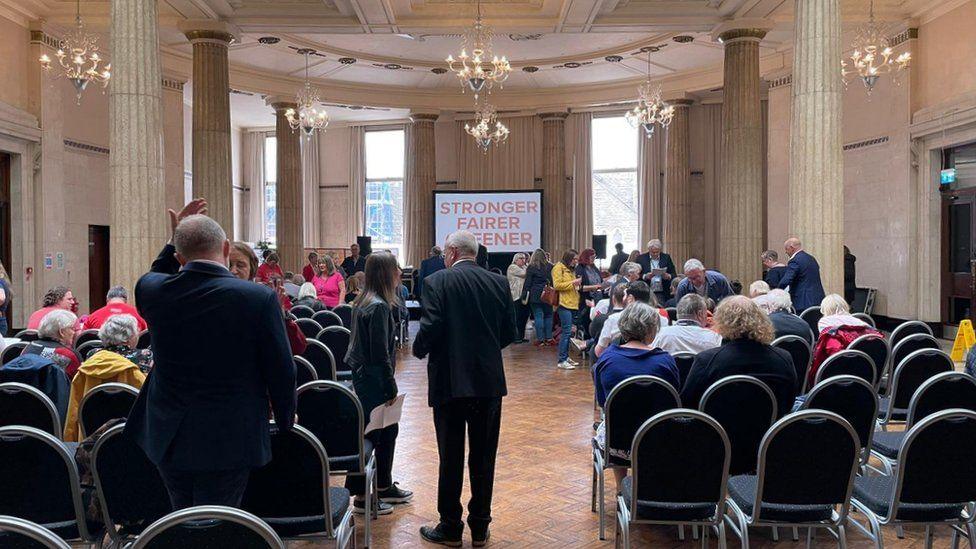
88,225,110,311
0,153,10,275
942,189,976,325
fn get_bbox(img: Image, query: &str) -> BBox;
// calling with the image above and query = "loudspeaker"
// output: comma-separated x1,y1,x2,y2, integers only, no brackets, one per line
356,236,372,256
592,235,607,259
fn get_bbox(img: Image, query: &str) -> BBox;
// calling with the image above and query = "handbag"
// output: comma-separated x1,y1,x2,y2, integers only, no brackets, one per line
541,285,559,308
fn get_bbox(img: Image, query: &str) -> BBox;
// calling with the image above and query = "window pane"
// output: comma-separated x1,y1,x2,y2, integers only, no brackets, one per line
264,136,277,244
365,130,405,180
364,129,405,263
264,136,277,184
591,170,639,255
592,116,637,171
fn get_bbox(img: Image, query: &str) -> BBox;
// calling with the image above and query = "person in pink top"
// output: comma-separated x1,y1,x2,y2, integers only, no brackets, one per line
27,285,79,330
313,255,346,308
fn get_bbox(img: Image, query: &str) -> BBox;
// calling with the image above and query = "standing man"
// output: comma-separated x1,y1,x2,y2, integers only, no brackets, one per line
416,246,446,300
761,250,788,288
635,239,677,305
674,258,735,303
608,242,628,277
340,243,366,276
414,230,515,547
125,201,296,509
777,237,826,312
302,251,319,282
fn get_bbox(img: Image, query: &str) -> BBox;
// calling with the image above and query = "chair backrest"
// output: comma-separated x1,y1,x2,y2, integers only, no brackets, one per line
75,340,105,361
752,410,859,522
131,505,284,549
299,340,336,381
0,426,93,541
815,349,877,388
317,327,351,374
78,383,139,439
293,356,318,388
886,348,955,413
629,409,730,520
890,333,940,369
332,305,353,330
671,352,696,389
889,320,933,350
604,375,680,463
907,372,976,427
296,381,365,473
665,307,677,323
1,342,27,365
136,330,152,350
241,424,339,536
289,305,315,320
799,307,823,340
14,330,39,342
802,375,878,455
699,375,777,476
73,330,100,349
771,335,812,393
0,382,60,436
0,515,71,548
312,310,343,329
852,312,876,328
848,335,889,386
294,318,323,339
91,424,172,541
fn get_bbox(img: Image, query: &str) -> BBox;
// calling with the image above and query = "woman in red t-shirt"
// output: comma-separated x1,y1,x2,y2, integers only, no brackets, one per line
255,252,285,285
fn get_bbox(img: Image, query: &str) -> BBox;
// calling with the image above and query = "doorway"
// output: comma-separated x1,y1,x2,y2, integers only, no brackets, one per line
0,153,10,275
88,225,110,311
942,188,976,325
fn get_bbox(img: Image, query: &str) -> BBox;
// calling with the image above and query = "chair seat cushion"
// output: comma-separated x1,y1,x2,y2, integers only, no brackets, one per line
620,477,717,521
877,397,907,422
870,431,904,459
328,438,374,474
262,487,351,537
853,476,966,522
727,476,833,523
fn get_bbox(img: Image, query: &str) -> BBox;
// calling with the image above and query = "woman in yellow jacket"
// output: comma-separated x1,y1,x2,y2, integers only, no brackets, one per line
552,249,582,370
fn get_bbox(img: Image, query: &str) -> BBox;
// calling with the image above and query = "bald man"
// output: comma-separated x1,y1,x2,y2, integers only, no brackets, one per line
777,237,826,312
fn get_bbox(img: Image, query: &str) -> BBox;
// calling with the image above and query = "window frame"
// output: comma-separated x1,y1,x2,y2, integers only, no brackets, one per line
363,127,407,263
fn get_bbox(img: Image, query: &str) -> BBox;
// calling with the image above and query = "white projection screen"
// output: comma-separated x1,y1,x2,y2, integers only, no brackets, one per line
433,191,543,253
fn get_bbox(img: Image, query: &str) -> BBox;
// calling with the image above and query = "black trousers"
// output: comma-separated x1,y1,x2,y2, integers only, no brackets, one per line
346,423,398,495
513,299,530,341
157,467,251,510
433,397,502,536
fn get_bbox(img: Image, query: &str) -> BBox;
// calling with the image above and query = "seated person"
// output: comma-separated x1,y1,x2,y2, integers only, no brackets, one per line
681,296,797,414
345,272,365,304
652,294,722,354
808,294,882,387
818,293,870,333
758,289,814,344
98,313,154,373
282,272,302,300
83,285,148,331
589,284,627,362
292,282,326,312
27,285,79,330
22,309,82,378
594,281,669,358
63,314,148,441
749,280,770,298
663,277,683,308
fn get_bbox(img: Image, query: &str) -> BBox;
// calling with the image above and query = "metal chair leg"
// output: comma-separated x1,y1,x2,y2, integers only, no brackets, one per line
772,526,779,541
793,526,800,541
896,525,905,539
966,522,976,549
598,466,606,540
838,524,848,549
806,526,814,549
718,522,728,549
679,525,686,541
925,526,934,549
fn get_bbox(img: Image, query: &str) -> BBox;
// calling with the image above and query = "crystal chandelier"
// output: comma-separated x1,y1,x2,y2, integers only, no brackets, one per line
38,0,110,105
445,0,511,98
465,101,510,153
285,49,329,137
842,0,911,93
625,51,674,137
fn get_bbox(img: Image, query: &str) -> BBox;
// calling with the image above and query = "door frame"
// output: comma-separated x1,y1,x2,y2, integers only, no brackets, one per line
940,186,976,325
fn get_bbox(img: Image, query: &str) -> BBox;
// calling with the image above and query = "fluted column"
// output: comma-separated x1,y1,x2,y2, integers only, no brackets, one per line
664,99,693,267
717,26,767,286
109,0,168,295
179,20,239,233
270,99,304,273
790,0,844,295
540,112,569,254
405,113,438,266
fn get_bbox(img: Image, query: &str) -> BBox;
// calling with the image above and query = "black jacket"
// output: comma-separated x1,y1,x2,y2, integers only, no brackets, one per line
764,265,787,288
416,255,446,298
124,244,296,471
345,296,398,415
770,311,814,345
636,252,677,298
608,251,629,277
340,255,366,276
522,264,552,304
413,260,515,407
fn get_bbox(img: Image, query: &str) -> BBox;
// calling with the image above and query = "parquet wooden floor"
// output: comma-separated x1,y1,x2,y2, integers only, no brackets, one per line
295,328,958,548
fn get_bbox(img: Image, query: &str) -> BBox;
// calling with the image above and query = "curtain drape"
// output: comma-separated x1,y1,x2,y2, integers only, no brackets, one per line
243,130,266,243
637,126,666,248
571,112,593,250
348,126,366,239
301,131,321,247
457,115,536,189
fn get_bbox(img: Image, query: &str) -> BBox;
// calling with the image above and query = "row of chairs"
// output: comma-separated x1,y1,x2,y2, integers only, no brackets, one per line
0,381,137,439
291,304,352,328
1,329,153,366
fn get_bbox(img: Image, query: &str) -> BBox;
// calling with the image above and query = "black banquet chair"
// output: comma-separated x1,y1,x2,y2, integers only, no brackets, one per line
877,348,954,430
130,505,284,549
14,329,39,342
615,409,731,549
312,310,344,329
300,339,337,382
332,305,354,331
671,352,696,389
0,516,71,549
889,320,933,351
0,382,61,436
852,312,876,328
801,375,878,466
699,375,777,476
75,340,104,361
136,330,152,350
77,382,139,439
771,335,812,393
848,334,890,389
799,306,823,340
295,318,323,340
72,329,100,350
814,349,877,389
290,305,315,320
1,341,27,365
318,327,352,381
890,333,940,373
294,356,318,388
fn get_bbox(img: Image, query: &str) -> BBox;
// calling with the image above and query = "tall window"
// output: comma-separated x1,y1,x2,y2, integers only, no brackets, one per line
263,135,277,244
591,116,639,254
364,129,405,262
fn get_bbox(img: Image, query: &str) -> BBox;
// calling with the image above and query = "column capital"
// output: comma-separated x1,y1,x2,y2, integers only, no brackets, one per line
161,76,186,92
711,19,773,44
178,19,241,45
538,111,569,122
410,112,439,123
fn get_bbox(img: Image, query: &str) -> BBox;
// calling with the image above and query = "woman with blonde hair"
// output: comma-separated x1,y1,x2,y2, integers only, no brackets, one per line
507,253,529,343
817,293,869,332
345,271,365,304
552,249,582,369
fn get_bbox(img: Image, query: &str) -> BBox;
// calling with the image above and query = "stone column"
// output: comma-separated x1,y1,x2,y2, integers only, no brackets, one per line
162,76,187,213
269,98,304,273
790,0,844,295
716,25,768,287
540,112,569,254
179,20,239,233
664,99,693,267
405,113,438,267
109,0,168,295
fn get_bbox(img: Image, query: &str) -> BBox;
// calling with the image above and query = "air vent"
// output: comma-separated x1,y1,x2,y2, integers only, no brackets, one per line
673,35,694,43
384,63,402,70
431,67,447,74
522,66,539,73
508,33,543,41
605,55,623,63
258,36,280,45
338,57,357,64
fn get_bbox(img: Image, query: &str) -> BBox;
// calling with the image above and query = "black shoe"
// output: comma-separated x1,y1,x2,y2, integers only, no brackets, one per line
379,482,414,503
472,528,490,547
353,498,393,516
420,523,462,547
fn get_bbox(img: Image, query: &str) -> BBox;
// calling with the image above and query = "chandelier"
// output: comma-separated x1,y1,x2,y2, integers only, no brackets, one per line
38,0,110,105
445,0,511,98
285,49,329,137
841,0,911,93
465,101,510,153
625,51,674,137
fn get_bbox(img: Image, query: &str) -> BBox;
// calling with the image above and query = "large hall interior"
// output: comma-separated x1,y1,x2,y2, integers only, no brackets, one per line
3,0,976,546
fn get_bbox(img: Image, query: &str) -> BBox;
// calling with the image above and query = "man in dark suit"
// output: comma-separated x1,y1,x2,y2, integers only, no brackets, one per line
777,237,826,312
607,242,629,277
761,249,788,288
415,245,446,300
125,201,296,509
635,239,677,305
340,243,366,276
413,230,515,547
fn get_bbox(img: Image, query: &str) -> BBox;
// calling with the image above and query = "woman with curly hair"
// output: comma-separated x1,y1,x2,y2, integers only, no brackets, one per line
27,285,79,330
679,295,797,416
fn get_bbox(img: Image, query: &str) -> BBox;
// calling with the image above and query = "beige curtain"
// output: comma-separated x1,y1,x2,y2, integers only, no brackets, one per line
637,125,666,247
457,115,536,189
243,130,266,243
572,112,593,250
699,104,723,266
301,132,321,247
348,126,366,238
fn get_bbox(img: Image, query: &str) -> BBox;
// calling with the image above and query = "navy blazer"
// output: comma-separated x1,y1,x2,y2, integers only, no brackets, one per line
124,244,296,471
778,250,826,312
636,252,677,298
764,265,787,289
416,255,446,299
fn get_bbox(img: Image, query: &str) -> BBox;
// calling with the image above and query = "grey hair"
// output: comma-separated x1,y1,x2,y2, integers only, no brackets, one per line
292,274,306,285
620,261,641,277
446,230,479,257
38,309,77,340
106,285,128,301
749,280,770,297
820,293,850,317
98,314,139,347
676,293,708,320
298,282,317,300
765,289,792,312
760,249,778,262
683,258,705,273
173,214,226,259
617,302,661,343
647,239,662,249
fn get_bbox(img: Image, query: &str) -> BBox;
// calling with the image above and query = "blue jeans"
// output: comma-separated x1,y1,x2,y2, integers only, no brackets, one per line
531,303,553,342
557,306,575,363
